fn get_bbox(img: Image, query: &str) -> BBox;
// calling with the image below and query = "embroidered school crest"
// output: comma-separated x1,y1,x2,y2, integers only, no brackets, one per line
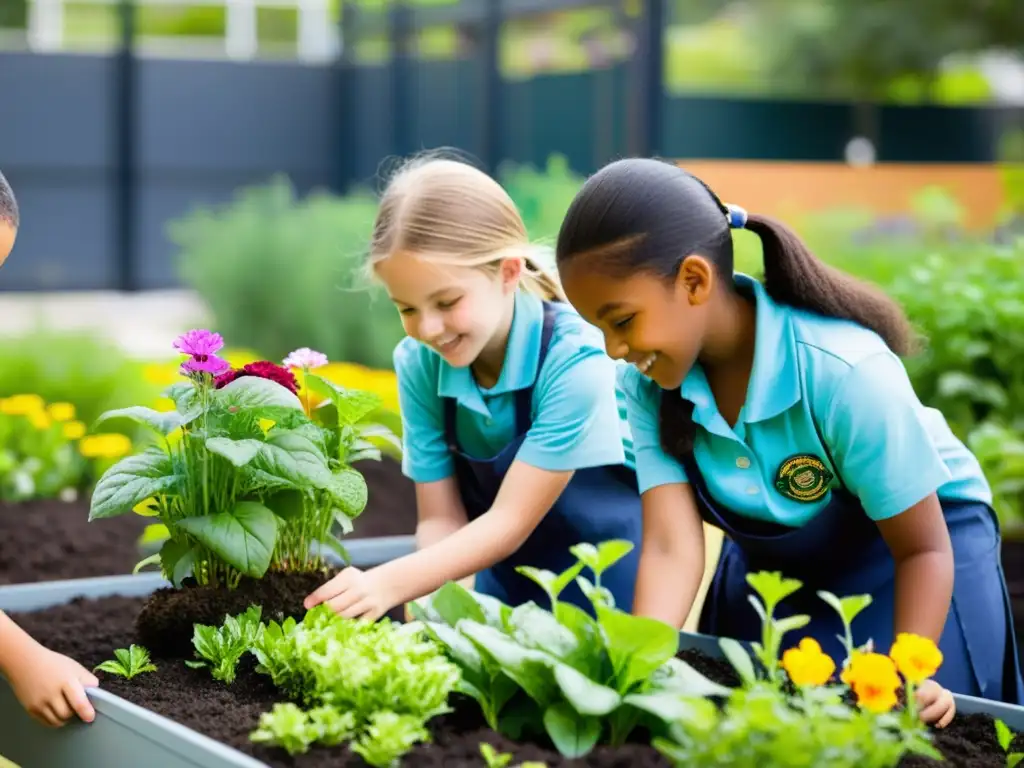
774,454,834,503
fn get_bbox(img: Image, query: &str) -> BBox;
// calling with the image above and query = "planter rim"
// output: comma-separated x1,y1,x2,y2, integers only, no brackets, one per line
0,535,418,768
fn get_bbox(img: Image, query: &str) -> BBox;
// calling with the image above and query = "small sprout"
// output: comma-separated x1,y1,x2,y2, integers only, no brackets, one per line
995,718,1024,767
188,604,264,684
94,644,157,680
480,742,512,768
250,703,315,756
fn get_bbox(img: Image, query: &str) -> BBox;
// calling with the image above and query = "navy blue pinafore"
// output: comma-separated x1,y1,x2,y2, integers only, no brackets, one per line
680,429,1024,702
442,302,643,613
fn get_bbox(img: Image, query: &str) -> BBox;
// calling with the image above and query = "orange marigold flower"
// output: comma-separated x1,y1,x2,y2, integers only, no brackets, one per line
782,637,836,687
889,633,943,684
843,651,902,714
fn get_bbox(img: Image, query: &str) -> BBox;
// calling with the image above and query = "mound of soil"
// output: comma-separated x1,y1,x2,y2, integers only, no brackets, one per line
0,456,417,586
11,589,1022,768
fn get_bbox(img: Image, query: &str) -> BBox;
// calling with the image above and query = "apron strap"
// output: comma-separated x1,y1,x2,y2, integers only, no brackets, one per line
513,300,558,435
442,299,560,452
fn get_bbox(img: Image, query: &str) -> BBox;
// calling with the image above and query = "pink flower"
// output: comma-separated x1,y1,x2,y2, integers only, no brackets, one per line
174,329,230,377
283,347,328,370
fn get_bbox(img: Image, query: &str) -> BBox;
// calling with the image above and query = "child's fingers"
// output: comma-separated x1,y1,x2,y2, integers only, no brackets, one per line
78,668,100,689
64,680,96,723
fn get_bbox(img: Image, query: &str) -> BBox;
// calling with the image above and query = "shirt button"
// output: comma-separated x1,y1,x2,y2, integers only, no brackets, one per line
745,485,759,495
736,457,751,469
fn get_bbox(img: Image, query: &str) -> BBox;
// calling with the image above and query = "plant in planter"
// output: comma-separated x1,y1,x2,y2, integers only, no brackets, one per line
86,330,400,654
410,540,733,758
652,573,944,767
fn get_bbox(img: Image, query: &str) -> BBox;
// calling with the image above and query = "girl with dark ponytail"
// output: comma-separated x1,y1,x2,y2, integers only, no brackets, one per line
555,157,1024,721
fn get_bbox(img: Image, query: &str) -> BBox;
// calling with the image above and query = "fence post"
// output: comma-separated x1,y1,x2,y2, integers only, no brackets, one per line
114,0,137,291
389,2,413,160
479,0,502,177
628,0,664,157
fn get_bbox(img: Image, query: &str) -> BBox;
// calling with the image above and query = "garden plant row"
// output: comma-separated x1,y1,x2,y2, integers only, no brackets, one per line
1,327,1024,767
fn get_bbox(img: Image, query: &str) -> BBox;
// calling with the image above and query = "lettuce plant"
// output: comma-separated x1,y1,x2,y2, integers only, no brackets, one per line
87,330,398,588
186,605,264,684
410,540,730,758
93,644,157,680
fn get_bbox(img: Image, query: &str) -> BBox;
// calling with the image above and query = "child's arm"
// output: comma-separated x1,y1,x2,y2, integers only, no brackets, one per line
413,478,475,591
632,482,706,628
0,610,98,727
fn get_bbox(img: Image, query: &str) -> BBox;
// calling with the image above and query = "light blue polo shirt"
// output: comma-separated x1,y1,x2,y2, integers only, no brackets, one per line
620,273,992,527
395,290,635,483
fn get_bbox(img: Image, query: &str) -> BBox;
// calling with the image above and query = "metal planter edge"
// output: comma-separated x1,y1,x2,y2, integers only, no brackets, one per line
0,535,418,768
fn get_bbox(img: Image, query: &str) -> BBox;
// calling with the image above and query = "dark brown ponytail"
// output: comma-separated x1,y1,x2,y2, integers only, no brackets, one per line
746,213,917,357
658,388,697,461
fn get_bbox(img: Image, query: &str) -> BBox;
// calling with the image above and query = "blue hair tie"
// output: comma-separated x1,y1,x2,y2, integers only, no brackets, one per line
726,204,748,230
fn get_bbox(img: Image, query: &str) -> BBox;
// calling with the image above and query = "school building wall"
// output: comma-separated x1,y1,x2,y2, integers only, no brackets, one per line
0,52,1015,293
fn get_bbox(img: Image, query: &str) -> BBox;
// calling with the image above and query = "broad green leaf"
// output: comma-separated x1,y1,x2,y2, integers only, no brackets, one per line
718,637,757,684
996,718,1013,751
177,501,279,577
432,581,487,627
552,662,621,716
95,406,188,435
542,702,601,758
328,467,368,517
515,561,585,607
648,656,733,698
458,620,558,705
159,538,197,586
507,603,578,660
1009,754,1024,768
263,488,306,520
597,608,679,691
305,374,383,425
422,620,485,678
569,540,634,577
623,692,719,728
746,571,802,612
251,435,333,489
358,422,402,451
206,437,262,467
89,448,179,520
774,614,812,636
166,382,199,415
215,375,305,412
816,590,872,626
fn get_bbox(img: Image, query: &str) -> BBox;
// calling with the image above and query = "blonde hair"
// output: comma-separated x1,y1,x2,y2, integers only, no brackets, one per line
368,155,566,302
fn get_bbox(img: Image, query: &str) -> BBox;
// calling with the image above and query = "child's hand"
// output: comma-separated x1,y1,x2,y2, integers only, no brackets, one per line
915,678,955,728
8,643,99,727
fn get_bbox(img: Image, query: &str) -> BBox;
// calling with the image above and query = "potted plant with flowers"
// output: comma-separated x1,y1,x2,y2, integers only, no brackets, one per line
87,329,400,655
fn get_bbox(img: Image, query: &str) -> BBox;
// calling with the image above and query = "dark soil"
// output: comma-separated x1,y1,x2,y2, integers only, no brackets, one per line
0,497,148,585
0,457,416,586
12,581,1023,768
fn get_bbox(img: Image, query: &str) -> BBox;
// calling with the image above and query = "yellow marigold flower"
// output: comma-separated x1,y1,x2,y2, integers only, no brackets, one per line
79,433,133,459
28,410,52,430
62,420,87,440
842,652,902,714
47,402,76,422
782,637,836,687
889,633,943,683
0,394,46,416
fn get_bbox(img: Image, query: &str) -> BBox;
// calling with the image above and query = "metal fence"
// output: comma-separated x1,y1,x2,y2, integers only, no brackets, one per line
0,0,1017,293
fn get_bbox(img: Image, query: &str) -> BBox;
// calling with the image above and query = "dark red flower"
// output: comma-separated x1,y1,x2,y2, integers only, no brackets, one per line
213,361,300,394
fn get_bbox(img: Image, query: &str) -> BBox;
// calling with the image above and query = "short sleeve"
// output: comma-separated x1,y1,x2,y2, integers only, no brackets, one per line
393,340,454,483
617,365,688,494
823,351,952,521
514,339,626,472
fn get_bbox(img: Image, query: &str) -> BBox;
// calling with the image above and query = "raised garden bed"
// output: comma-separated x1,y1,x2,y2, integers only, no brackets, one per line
0,457,416,587
4,555,1024,768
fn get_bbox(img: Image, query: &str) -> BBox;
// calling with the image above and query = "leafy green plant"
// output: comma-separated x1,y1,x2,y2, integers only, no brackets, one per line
411,540,729,758
243,602,459,765
88,330,398,587
93,645,158,680
995,718,1024,767
653,572,942,767
186,605,264,684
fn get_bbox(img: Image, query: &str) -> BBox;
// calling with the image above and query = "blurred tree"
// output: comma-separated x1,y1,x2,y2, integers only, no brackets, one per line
0,0,28,29
756,0,1023,101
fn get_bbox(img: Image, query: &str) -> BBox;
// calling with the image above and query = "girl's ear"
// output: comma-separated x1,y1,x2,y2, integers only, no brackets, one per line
498,256,523,293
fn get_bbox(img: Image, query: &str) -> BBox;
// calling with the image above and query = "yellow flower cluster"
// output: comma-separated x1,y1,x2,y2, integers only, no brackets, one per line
0,394,133,459
0,394,86,438
782,632,944,714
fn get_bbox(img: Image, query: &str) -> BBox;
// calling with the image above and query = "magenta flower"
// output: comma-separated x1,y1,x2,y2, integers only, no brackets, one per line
174,329,230,377
283,347,328,370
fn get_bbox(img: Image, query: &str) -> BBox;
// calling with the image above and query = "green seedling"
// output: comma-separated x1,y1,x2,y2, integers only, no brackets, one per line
93,644,157,680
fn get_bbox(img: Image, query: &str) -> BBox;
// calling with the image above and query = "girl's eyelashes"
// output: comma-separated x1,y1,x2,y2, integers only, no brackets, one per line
613,314,635,329
437,296,462,310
